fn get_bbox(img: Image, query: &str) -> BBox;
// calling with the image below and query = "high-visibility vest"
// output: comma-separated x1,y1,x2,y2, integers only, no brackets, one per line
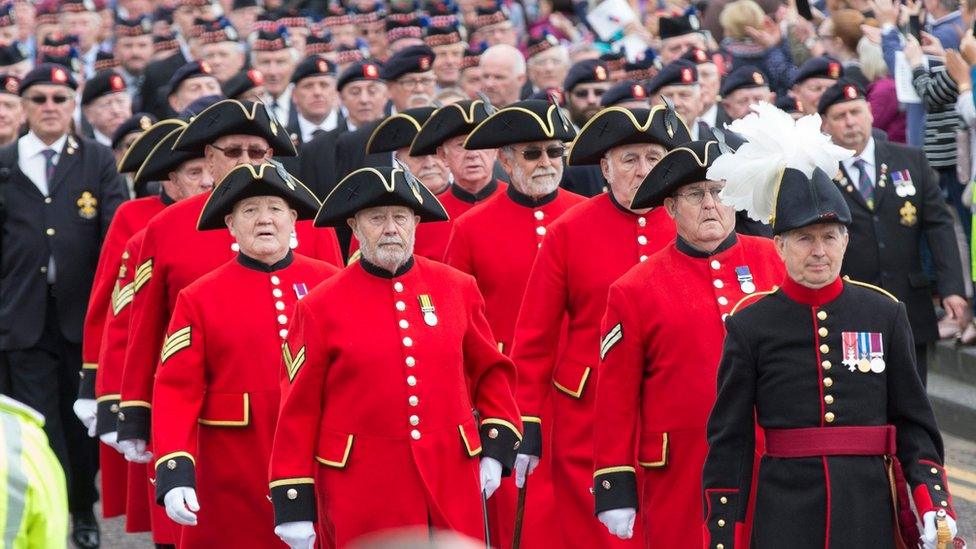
0,395,68,548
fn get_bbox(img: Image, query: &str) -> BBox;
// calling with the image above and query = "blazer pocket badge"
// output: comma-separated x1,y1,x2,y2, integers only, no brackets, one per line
899,201,917,227
77,191,98,219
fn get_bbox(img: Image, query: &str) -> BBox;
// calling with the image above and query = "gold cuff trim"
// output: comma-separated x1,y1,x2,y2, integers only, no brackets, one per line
82,362,98,370
521,416,542,424
155,451,195,469
95,394,121,403
594,465,636,477
553,367,591,399
638,433,669,468
270,477,315,489
480,418,522,440
198,393,250,426
314,434,354,468
120,400,151,408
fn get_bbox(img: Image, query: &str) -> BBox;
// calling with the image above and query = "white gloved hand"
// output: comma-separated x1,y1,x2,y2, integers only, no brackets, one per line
920,510,958,549
514,453,540,489
479,456,503,499
118,438,153,463
72,399,97,437
99,431,124,453
274,521,316,549
598,508,636,539
163,486,199,526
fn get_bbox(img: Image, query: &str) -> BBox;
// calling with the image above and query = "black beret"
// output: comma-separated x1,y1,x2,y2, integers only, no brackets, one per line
315,165,449,227
600,80,650,107
337,60,384,91
645,60,697,96
366,107,437,154
772,167,851,234
20,63,78,93
680,47,714,65
173,99,297,156
305,33,334,55
658,10,701,40
599,50,627,73
117,119,186,173
0,73,19,96
81,69,127,105
198,162,321,230
410,99,493,155
111,112,157,150
568,105,691,165
179,94,224,120
424,19,463,48
223,69,266,99
471,4,507,30
630,139,722,209
167,61,216,96
291,55,337,84
719,66,768,97
624,56,659,82
379,45,435,80
134,125,205,185
114,14,153,37
386,14,427,43
563,59,611,92
36,36,82,74
526,33,560,59
199,18,240,45
461,45,482,70
464,99,577,149
251,29,293,52
775,93,803,114
0,43,27,66
791,56,843,87
817,78,866,114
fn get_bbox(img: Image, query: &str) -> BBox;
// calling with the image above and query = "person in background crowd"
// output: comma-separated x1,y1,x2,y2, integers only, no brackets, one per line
683,48,730,130
719,0,798,96
82,70,133,147
719,65,773,120
818,9,870,89
526,34,571,94
459,46,485,99
253,28,300,129
0,73,23,147
166,62,222,117
563,59,612,128
658,10,708,64
646,60,707,138
860,36,906,143
426,19,466,89
480,44,528,107
198,19,245,85
112,15,154,105
290,56,341,146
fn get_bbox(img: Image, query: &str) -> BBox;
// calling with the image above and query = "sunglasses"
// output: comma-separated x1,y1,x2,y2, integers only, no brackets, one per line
571,88,606,99
27,94,71,105
210,144,269,160
518,145,565,161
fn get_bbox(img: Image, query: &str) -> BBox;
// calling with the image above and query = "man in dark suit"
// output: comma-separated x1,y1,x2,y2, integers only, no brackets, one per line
0,64,127,548
138,41,187,119
820,79,967,383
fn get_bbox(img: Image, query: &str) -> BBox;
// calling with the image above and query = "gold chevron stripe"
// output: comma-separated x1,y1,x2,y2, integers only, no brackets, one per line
112,282,135,315
134,258,153,292
282,343,306,382
160,326,191,363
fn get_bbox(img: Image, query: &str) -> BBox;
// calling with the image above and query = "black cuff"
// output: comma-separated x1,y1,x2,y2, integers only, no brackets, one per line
78,368,96,399
480,421,520,474
271,482,317,525
154,454,196,505
117,405,151,441
519,419,542,458
594,469,639,514
704,490,739,548
95,398,120,436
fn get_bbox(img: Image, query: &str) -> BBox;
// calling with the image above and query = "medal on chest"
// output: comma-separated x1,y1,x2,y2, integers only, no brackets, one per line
418,294,437,326
735,266,756,294
293,282,308,299
891,169,916,197
840,331,885,373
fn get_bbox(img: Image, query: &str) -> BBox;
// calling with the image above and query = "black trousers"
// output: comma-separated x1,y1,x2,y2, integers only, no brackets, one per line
0,289,98,513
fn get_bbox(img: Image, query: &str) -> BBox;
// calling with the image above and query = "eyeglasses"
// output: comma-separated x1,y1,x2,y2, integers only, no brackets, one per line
210,144,269,160
516,145,565,161
674,187,723,205
27,94,71,105
397,77,437,89
571,88,606,99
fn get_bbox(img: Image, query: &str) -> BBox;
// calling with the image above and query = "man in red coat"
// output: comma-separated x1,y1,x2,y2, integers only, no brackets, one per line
511,105,690,548
269,165,522,549
444,97,585,547
592,139,785,548
152,164,338,548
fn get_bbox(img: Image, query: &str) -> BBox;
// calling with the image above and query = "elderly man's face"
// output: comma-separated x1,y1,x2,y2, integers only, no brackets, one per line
169,75,221,114
0,92,24,145
527,47,568,90
438,134,496,188
721,86,772,120
201,41,245,83
22,83,75,142
389,70,436,111
341,80,389,127
567,82,611,126
499,139,565,197
663,180,736,251
792,77,835,114
458,67,483,98
167,157,213,199
84,91,132,137
821,99,873,154
396,149,450,194
659,33,706,64
293,74,338,121
225,195,297,263
652,84,702,125
205,134,273,184
348,205,418,272
477,22,517,47
432,42,466,86
254,49,298,96
696,62,720,110
601,143,667,211
481,56,524,106
774,223,849,289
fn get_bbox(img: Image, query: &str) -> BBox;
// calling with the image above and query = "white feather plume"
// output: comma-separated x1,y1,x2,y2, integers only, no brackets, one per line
705,102,853,222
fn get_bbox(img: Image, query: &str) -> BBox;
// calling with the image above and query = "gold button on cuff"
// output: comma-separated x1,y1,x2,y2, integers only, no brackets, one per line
719,496,728,504
488,428,499,439
110,404,119,413
817,311,828,320
717,519,726,527
819,344,829,353
602,480,611,490
825,412,835,423
117,412,125,421
166,460,176,470
824,395,834,404
286,488,298,500
818,327,828,337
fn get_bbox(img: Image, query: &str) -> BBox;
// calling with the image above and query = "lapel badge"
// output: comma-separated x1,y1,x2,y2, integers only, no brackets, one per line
891,169,916,197
841,331,885,373
418,294,438,326
899,201,917,227
77,191,97,219
734,266,756,294
293,282,308,299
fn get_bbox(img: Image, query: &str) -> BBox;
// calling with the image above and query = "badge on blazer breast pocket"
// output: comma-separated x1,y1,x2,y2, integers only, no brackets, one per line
899,201,917,227
77,191,97,220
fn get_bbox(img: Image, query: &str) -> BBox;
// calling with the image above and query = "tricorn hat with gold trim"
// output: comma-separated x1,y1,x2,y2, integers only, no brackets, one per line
463,99,576,150
630,139,722,209
197,162,321,230
172,99,297,156
365,107,437,154
568,105,691,166
315,165,449,227
117,118,185,173
134,125,205,185
410,99,493,156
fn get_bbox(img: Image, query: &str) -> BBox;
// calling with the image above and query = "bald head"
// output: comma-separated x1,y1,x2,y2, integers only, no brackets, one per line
480,44,527,106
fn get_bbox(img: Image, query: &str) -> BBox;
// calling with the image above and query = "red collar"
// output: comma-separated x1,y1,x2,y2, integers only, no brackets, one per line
779,276,844,306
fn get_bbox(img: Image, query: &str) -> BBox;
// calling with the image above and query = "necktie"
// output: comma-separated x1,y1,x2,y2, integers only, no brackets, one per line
41,148,57,188
853,157,873,207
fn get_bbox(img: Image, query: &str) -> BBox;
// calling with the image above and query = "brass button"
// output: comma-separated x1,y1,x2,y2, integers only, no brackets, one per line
406,375,417,386
825,412,835,423
640,255,648,262
718,296,728,306
399,319,409,329
637,216,646,227
273,288,283,298
819,344,829,353
402,337,413,347
823,377,833,388
488,428,499,439
710,260,721,270
824,395,834,404
270,275,280,285
45,228,55,236
818,327,828,337
817,311,827,320
44,197,52,204
719,496,728,504
602,480,611,490
167,459,177,470
822,360,831,370
110,404,119,413
717,519,726,527
405,356,416,367
717,545,725,549
286,488,298,500
279,329,288,338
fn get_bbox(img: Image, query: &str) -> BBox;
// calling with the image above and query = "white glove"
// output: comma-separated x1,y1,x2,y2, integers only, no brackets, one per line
118,438,153,463
274,521,316,549
479,457,503,499
72,399,97,437
99,431,124,453
598,508,636,539
921,510,958,549
163,486,199,526
514,453,540,488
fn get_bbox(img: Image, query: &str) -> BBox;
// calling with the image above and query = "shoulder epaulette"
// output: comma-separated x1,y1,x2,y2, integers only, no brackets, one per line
730,286,779,316
346,249,362,266
843,276,898,302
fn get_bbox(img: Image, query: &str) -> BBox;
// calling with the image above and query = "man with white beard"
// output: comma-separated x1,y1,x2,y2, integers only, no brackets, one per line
443,98,585,548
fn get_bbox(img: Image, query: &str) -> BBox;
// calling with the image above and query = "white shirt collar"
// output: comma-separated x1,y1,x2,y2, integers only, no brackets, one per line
297,109,339,141
701,103,718,127
93,129,112,147
20,131,68,159
843,137,876,172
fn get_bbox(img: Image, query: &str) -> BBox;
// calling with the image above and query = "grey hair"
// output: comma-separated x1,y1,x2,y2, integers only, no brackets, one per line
249,46,300,67
481,44,526,76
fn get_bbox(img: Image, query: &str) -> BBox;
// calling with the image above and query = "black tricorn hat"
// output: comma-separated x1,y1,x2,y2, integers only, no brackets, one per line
771,167,851,235
172,99,297,156
134,126,205,185
630,139,722,209
111,112,157,150
315,165,449,227
410,99,493,155
198,162,321,230
464,99,577,150
365,107,436,154
568,105,691,165
117,118,186,173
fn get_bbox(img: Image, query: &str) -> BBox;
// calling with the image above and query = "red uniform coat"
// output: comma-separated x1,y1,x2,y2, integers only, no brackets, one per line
152,253,337,549
268,257,522,548
511,194,675,548
117,191,343,442
593,235,784,549
444,185,584,548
